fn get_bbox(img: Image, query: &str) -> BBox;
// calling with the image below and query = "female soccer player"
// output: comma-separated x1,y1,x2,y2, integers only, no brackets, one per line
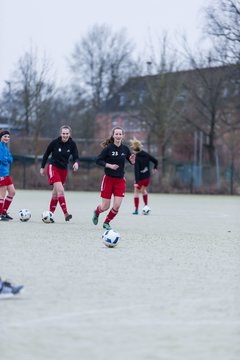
92,126,135,230
0,130,15,221
40,125,79,221
130,137,158,215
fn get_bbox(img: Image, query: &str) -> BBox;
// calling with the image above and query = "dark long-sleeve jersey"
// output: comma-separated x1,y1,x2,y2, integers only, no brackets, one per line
134,150,158,183
96,143,132,178
41,137,79,170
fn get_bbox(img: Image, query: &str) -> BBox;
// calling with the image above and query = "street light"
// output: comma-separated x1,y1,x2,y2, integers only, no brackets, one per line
4,80,11,132
146,61,152,75
4,80,12,150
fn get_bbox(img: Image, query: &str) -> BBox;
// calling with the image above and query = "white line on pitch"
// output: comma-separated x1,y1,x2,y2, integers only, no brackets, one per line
6,306,240,329
7,305,142,327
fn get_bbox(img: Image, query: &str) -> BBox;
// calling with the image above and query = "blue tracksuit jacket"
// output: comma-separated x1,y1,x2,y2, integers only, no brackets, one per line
0,142,13,177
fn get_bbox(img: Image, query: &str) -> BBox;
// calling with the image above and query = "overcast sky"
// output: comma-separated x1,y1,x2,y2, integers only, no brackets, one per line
0,0,209,90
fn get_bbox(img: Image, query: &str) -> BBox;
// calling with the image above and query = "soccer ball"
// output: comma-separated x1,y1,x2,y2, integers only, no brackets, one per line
102,229,120,248
142,205,151,215
41,210,54,223
19,209,31,222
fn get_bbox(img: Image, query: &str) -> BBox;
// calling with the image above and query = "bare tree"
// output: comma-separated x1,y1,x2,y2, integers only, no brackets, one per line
69,24,137,111
17,49,55,132
204,0,240,63
218,74,240,193
180,35,234,166
134,34,183,174
47,86,95,142
9,47,56,156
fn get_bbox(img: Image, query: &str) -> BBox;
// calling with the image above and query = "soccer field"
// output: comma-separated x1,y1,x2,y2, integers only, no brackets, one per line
0,190,240,360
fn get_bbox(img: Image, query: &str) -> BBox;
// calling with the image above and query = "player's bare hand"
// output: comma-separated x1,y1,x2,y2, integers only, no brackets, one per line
40,168,45,176
73,162,79,172
106,163,119,170
129,153,136,164
110,164,119,170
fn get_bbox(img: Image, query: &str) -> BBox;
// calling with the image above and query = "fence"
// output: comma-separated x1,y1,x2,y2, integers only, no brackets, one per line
10,155,240,195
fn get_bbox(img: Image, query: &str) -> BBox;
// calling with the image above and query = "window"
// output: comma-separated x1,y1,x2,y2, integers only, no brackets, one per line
112,114,118,127
139,90,145,103
119,94,126,107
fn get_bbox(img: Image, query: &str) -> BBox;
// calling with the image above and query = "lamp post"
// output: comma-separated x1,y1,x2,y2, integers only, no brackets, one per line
146,61,152,75
5,80,12,132
5,81,12,150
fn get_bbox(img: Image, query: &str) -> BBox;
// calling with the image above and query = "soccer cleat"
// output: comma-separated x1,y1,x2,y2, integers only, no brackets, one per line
103,222,112,230
65,213,72,222
132,210,138,215
4,213,13,220
0,215,10,221
0,279,24,298
92,210,99,225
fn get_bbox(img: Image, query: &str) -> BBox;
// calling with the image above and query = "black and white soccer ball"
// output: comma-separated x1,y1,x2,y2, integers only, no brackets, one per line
19,209,31,222
142,205,151,215
41,210,54,223
102,229,120,248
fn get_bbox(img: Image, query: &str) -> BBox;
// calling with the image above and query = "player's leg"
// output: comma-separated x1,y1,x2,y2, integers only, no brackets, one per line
1,183,15,220
103,196,123,230
55,182,72,221
103,178,125,229
92,175,111,225
133,184,140,214
48,165,71,221
142,186,148,205
92,198,111,225
47,164,60,214
49,186,58,213
0,185,6,219
58,170,72,221
51,181,69,221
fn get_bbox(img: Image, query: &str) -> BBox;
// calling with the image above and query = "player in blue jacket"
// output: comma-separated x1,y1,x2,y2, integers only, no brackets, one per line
0,130,15,221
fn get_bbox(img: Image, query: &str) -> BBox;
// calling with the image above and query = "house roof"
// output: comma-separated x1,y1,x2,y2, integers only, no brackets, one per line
99,64,240,113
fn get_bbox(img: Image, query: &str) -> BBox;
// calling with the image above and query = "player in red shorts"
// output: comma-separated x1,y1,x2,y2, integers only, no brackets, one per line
130,137,158,215
40,125,79,221
0,130,15,221
92,127,135,230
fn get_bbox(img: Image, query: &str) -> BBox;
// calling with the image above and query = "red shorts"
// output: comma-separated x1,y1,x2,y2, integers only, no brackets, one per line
136,177,150,190
0,176,13,187
47,164,67,185
100,175,126,199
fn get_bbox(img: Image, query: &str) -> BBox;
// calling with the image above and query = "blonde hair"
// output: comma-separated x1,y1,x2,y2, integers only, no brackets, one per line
129,137,142,152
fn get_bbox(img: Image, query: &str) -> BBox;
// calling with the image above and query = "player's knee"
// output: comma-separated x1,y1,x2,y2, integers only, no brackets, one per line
57,190,64,197
9,190,16,197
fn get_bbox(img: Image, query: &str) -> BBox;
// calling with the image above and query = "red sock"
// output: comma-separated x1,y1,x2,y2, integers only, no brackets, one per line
58,194,67,215
50,197,58,213
0,198,4,214
143,193,148,205
104,208,118,223
2,195,13,214
95,205,103,216
134,196,139,210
